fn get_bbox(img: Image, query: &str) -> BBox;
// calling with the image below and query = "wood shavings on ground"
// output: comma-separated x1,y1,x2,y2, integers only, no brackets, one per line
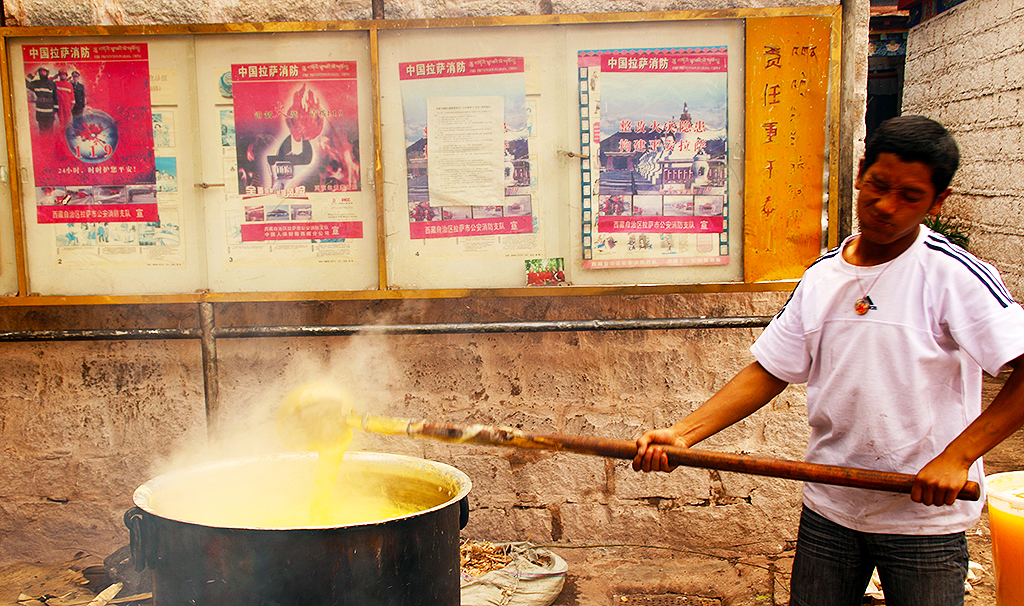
3,555,98,606
3,555,151,606
460,540,512,577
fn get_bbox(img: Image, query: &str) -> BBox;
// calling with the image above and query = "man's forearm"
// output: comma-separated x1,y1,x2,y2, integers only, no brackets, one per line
942,355,1024,467
670,360,789,447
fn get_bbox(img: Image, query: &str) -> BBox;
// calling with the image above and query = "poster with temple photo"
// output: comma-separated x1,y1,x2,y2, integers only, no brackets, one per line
579,47,730,269
24,43,157,225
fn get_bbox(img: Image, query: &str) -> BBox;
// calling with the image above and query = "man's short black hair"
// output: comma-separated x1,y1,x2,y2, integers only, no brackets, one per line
862,115,960,192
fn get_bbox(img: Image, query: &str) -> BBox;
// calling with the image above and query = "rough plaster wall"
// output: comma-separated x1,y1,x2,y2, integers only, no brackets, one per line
0,339,206,564
902,0,1024,298
0,0,866,574
0,292,806,566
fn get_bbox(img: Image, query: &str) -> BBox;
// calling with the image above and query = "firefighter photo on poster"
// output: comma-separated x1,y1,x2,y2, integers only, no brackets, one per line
24,43,158,227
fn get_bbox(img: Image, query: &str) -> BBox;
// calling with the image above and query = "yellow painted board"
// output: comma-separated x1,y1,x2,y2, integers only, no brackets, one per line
744,16,832,283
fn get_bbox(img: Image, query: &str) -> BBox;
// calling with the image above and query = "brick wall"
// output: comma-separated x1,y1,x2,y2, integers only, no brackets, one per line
903,0,1024,298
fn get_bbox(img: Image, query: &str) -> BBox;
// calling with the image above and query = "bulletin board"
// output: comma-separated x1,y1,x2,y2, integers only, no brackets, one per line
378,25,569,291
379,19,749,290
192,31,379,294
0,7,841,304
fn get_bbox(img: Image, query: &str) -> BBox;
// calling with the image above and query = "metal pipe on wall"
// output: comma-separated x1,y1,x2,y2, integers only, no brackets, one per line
0,316,773,342
210,316,774,338
0,327,200,341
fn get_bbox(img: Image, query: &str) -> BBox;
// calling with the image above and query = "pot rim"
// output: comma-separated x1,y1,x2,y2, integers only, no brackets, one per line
132,450,472,531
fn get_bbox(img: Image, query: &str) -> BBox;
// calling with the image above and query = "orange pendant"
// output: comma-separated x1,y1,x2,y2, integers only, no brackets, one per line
854,298,871,315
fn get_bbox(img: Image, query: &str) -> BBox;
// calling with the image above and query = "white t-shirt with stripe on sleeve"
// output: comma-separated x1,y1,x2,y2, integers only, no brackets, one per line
751,227,1024,534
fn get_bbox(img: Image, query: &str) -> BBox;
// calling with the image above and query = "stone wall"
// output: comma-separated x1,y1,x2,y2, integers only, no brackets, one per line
0,0,867,571
903,0,1024,296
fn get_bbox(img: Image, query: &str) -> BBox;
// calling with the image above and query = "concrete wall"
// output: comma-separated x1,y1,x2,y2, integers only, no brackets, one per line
0,0,869,572
902,0,1024,296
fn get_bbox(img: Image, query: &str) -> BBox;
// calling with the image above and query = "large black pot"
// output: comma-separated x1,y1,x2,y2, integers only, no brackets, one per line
125,452,471,606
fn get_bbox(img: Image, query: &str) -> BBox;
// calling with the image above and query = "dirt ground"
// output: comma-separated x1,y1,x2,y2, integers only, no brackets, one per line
2,376,1021,606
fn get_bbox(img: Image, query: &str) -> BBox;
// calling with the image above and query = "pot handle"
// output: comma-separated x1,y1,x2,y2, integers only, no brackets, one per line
124,507,151,572
459,496,469,530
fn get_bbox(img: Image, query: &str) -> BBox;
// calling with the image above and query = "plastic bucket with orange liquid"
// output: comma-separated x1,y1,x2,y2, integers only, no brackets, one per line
986,471,1024,605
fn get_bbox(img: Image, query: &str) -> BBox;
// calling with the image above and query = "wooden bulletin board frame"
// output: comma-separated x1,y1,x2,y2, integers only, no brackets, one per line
0,6,841,306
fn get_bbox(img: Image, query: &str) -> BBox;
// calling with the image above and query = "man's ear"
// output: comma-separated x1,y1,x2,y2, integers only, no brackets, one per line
855,158,866,186
929,187,952,216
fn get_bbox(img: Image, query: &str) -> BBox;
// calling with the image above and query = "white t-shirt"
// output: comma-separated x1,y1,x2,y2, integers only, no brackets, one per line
751,227,1024,534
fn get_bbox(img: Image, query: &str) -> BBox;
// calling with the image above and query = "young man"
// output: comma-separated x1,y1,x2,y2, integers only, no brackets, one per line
633,115,1024,606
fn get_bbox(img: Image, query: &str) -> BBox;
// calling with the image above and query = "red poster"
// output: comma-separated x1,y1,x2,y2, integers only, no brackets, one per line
230,61,363,246
24,43,156,223
232,61,361,196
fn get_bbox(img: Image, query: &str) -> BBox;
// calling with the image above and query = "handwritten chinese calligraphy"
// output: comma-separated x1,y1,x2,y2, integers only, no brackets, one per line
744,16,832,282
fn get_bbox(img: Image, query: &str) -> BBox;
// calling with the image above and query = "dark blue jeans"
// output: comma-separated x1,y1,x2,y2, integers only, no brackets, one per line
789,505,968,606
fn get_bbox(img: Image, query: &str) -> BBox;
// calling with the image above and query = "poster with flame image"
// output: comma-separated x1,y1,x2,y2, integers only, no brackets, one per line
232,61,361,197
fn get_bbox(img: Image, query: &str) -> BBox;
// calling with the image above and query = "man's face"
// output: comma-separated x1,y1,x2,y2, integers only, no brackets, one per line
38,68,48,78
855,152,950,248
